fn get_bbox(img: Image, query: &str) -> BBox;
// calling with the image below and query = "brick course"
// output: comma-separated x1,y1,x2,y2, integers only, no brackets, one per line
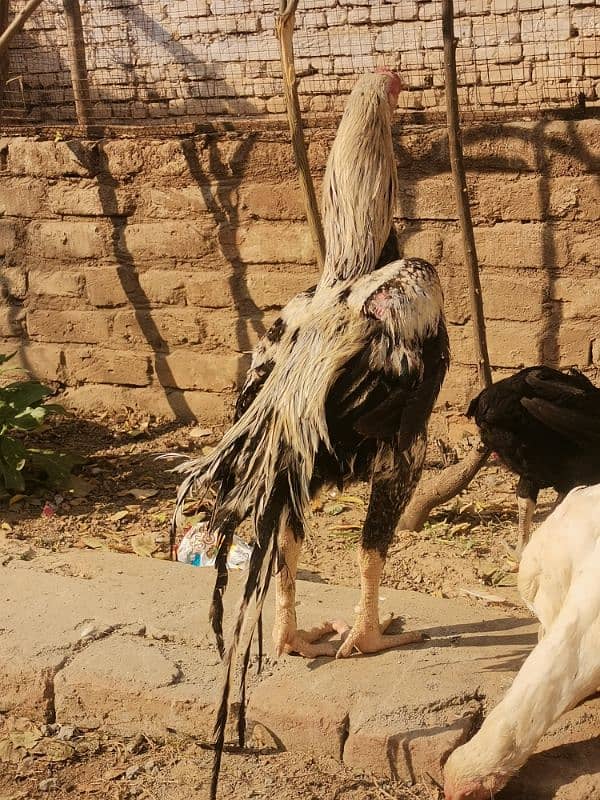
0,122,598,428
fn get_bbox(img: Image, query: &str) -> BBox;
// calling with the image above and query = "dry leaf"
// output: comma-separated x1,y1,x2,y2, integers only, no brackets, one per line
81,536,108,550
9,729,42,750
329,524,361,531
103,766,127,781
449,522,471,535
8,495,26,506
33,739,76,762
117,488,159,501
189,426,212,439
67,476,95,498
131,533,158,558
460,587,509,604
109,510,129,522
0,739,13,763
337,493,365,506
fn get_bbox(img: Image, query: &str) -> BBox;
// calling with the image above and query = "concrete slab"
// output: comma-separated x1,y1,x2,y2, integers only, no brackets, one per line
0,545,597,797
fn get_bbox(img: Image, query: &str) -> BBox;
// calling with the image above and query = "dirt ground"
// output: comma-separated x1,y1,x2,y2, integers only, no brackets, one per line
0,409,561,800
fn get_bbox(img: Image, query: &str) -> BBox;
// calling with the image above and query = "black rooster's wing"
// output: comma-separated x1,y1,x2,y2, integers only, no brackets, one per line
523,367,597,401
521,397,600,446
333,264,449,445
351,325,450,445
518,367,600,445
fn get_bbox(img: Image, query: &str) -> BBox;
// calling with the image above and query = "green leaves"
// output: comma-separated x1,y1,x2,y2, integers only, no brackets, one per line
0,352,73,492
0,436,28,490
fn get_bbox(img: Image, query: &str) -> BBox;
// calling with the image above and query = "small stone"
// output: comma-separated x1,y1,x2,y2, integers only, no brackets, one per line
145,625,172,641
125,765,140,780
56,724,76,741
38,778,57,791
126,733,148,755
79,623,97,639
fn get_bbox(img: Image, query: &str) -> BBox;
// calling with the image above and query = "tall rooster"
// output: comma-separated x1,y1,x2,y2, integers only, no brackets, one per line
172,70,449,799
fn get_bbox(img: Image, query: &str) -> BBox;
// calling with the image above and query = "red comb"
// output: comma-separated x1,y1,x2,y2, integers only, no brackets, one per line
375,67,402,94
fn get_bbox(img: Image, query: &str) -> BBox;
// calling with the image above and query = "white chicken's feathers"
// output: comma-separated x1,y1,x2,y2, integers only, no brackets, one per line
444,483,600,800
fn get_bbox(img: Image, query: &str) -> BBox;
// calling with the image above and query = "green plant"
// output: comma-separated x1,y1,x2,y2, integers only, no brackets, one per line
0,352,75,491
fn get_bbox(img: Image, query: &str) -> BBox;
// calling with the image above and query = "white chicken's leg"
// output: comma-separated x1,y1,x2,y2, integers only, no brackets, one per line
272,527,348,658
336,548,423,658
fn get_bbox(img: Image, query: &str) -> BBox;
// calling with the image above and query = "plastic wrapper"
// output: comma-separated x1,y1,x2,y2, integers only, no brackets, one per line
176,521,252,569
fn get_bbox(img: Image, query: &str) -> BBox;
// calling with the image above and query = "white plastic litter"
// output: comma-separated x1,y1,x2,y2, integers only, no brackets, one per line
176,521,252,570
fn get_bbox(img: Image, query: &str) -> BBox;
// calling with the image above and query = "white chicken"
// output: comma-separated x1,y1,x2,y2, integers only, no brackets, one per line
444,484,600,800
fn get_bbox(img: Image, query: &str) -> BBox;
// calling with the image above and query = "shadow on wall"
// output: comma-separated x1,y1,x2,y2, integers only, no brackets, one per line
180,133,267,389
84,133,264,420
395,119,600,377
9,118,600,420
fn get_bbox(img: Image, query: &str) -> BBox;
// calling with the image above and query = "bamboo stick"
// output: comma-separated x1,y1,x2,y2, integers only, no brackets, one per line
276,0,326,268
442,0,492,389
0,0,45,61
0,0,10,102
63,0,91,127
400,0,492,531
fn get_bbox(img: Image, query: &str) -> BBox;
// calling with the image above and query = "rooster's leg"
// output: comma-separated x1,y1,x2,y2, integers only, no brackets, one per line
336,547,423,658
336,437,426,659
273,527,348,658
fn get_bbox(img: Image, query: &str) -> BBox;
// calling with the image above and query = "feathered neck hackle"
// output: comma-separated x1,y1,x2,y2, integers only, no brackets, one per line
319,71,398,288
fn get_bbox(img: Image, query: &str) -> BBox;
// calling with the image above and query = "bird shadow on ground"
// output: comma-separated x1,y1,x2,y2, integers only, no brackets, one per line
303,615,536,673
502,732,600,799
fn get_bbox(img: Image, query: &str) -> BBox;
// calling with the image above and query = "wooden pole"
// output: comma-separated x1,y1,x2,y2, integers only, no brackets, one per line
400,0,492,532
0,0,9,111
442,0,492,389
0,0,45,61
63,0,91,127
276,0,326,268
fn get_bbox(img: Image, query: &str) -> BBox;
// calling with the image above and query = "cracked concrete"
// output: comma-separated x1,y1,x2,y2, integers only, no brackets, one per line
1,544,598,793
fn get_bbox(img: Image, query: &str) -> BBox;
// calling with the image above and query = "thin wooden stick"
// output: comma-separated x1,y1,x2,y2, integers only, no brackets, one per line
0,0,45,61
400,0,492,532
0,0,10,102
276,0,326,268
442,0,491,389
400,443,489,532
63,0,91,127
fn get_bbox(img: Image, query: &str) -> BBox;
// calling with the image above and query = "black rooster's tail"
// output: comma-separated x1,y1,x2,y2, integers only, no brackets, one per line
171,294,367,799
209,477,294,800
170,403,316,800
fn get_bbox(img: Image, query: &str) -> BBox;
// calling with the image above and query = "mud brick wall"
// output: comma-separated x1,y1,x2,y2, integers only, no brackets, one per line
7,0,600,122
0,119,599,432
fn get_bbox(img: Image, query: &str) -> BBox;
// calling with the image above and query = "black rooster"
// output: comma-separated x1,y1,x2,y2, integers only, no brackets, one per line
172,70,449,799
467,366,600,556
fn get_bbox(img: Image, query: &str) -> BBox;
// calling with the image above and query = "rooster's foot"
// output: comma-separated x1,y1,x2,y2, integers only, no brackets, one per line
273,617,350,658
335,612,424,658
